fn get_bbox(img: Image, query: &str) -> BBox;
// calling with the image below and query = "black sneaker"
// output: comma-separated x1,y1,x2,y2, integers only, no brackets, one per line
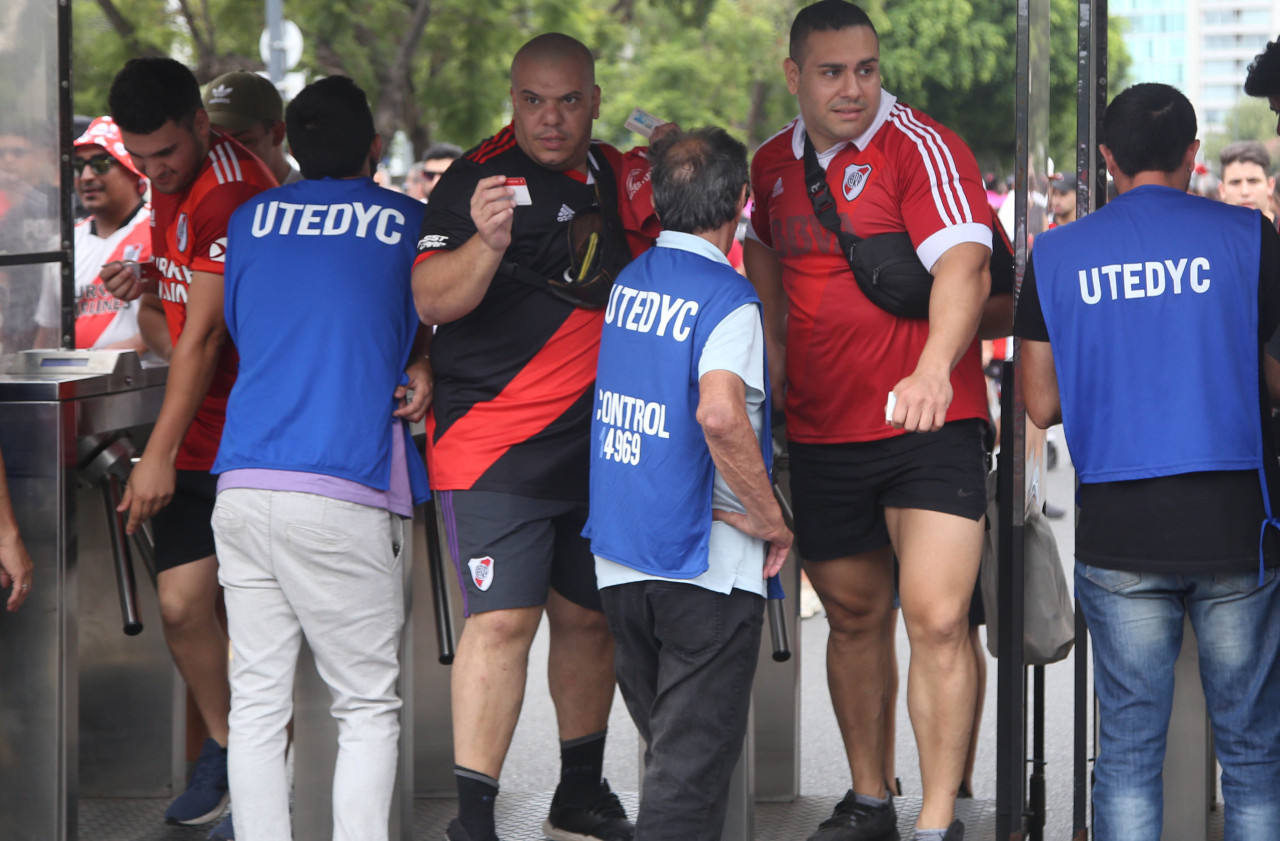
805,790,899,841
446,817,498,841
542,778,633,841
941,819,965,841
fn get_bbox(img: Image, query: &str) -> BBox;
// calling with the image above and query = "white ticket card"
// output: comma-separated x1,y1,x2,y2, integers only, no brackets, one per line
884,392,897,425
506,177,532,205
624,108,667,139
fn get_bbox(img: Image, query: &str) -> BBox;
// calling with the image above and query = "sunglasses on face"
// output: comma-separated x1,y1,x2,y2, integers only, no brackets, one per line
78,155,116,176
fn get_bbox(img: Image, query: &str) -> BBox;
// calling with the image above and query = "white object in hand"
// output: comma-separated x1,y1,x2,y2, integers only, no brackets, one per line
624,108,667,139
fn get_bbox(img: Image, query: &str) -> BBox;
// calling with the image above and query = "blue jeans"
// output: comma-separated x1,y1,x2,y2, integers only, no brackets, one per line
1076,562,1280,841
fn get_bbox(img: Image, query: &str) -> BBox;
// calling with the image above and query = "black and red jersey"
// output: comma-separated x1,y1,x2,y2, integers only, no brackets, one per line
416,126,657,499
750,94,992,444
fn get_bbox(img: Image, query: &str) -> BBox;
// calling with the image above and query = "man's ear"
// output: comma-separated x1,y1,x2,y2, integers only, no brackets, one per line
784,57,801,97
1099,143,1119,180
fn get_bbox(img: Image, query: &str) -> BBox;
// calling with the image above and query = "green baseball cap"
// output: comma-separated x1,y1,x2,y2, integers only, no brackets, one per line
203,71,283,132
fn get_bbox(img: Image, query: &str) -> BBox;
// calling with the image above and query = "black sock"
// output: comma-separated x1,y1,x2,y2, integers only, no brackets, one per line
455,766,498,840
556,729,607,805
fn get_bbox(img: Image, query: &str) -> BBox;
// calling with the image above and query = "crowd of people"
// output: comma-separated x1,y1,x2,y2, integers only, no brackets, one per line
4,2,1280,841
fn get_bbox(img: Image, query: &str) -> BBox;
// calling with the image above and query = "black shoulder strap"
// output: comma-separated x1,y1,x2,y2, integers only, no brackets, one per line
802,134,863,259
496,147,627,308
588,145,620,216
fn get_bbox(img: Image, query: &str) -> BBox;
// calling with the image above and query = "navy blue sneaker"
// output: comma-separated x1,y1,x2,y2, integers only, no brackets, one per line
207,810,234,839
164,738,229,826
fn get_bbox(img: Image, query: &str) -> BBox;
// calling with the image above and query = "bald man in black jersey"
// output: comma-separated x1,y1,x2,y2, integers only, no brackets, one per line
412,34,659,841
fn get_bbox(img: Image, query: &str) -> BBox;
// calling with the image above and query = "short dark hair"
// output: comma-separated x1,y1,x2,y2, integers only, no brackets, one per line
1245,39,1280,98
108,58,203,135
1100,83,1196,177
649,127,748,235
1219,139,1271,173
423,142,462,163
790,0,877,65
285,76,376,180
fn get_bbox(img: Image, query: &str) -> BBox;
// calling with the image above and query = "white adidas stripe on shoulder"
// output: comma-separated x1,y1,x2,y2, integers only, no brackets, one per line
208,149,226,184
216,142,243,182
208,141,246,184
888,104,973,227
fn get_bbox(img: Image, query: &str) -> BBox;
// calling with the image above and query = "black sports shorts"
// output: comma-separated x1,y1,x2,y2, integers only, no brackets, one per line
438,489,601,616
788,418,987,562
151,469,219,573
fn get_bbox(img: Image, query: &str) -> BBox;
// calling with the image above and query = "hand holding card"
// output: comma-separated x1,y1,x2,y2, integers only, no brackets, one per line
625,108,668,139
505,177,532,206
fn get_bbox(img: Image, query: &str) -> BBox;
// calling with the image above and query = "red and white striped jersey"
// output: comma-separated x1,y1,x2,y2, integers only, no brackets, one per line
749,93,993,444
149,131,275,470
35,204,152,348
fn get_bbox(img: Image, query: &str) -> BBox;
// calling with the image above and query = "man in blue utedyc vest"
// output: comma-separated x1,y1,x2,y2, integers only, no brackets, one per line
211,75,431,841
583,127,793,841
1015,82,1280,841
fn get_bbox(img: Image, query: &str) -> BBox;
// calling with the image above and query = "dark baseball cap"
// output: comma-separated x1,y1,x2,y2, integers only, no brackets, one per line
203,72,283,131
1050,172,1077,193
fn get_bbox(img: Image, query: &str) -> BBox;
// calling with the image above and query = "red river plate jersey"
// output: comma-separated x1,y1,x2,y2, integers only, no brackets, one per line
150,131,276,470
750,93,992,444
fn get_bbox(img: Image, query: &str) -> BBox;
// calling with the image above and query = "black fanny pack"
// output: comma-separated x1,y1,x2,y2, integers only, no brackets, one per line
500,202,629,309
802,135,934,319
499,153,631,310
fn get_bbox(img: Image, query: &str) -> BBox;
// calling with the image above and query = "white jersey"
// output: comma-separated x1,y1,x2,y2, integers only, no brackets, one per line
35,204,152,348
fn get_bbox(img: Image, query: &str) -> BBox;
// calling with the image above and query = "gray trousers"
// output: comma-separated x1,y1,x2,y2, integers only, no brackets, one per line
600,581,763,841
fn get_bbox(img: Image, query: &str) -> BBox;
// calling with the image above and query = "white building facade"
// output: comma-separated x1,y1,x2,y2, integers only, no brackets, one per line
1111,0,1278,132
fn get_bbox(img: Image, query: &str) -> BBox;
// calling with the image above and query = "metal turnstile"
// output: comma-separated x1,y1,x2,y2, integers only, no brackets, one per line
0,349,176,840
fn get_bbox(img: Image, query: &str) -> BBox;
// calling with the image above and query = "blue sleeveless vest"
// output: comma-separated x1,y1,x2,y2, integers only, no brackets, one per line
1032,185,1277,579
215,178,430,504
583,242,770,579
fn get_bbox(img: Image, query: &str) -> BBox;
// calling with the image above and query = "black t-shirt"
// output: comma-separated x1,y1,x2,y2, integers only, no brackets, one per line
1013,212,1280,573
415,126,631,500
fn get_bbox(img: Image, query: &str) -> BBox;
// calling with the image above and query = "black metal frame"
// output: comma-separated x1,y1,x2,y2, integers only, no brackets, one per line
58,0,75,351
0,2,72,343
1072,1,1107,838
995,358,1027,841
0,251,62,268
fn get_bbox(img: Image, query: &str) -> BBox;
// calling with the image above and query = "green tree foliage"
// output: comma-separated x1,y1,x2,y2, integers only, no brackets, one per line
593,0,798,150
72,0,1127,169
873,0,1129,175
1202,97,1279,166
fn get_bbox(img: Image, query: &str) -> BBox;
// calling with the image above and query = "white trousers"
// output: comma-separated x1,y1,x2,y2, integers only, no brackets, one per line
213,488,407,841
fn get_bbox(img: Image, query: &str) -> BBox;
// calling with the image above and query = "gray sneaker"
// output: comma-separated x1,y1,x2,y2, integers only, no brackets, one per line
805,790,899,841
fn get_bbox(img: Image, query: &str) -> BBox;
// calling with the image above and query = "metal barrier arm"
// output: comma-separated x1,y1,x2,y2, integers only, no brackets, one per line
768,483,794,663
100,472,144,636
423,496,456,665
80,435,147,636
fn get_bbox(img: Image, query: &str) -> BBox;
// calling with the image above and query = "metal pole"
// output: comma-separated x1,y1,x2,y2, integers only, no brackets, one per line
1074,1,1106,836
1029,665,1046,841
1073,602,1090,840
265,0,284,84
58,0,74,350
996,360,1028,841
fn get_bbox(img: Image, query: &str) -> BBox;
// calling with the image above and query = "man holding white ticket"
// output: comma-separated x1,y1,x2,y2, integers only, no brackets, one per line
744,3,992,840
411,32,662,841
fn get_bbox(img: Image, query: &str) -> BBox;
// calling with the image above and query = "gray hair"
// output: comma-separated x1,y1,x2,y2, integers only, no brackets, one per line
649,127,748,235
